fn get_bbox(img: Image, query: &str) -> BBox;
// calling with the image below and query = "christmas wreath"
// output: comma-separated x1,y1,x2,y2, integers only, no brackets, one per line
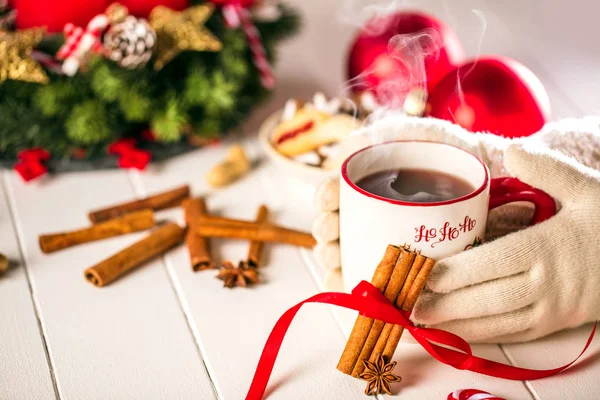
0,0,299,180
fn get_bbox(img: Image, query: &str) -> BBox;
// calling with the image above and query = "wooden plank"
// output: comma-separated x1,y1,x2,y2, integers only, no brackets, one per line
503,324,600,400
131,142,372,399
0,175,57,400
3,170,215,400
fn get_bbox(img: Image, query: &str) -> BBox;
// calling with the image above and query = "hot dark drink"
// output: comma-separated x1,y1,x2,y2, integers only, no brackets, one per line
356,168,474,203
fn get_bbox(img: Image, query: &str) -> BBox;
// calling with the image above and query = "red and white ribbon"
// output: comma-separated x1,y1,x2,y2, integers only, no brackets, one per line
448,389,506,400
57,15,109,76
223,3,275,89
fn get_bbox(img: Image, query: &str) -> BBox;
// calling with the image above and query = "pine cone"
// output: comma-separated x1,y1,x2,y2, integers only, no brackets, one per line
103,16,156,69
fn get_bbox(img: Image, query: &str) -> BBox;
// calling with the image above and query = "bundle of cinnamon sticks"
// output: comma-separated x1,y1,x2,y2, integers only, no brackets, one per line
37,184,316,288
337,244,436,377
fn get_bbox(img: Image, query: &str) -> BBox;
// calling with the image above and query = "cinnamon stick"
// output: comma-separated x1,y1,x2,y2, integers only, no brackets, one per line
183,198,214,271
381,257,436,361
247,205,270,268
194,220,316,248
336,245,402,375
198,215,269,228
88,185,190,223
369,253,426,363
350,248,416,377
84,222,185,287
39,210,155,254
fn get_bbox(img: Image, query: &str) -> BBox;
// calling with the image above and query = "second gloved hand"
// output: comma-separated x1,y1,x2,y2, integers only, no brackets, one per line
412,143,600,343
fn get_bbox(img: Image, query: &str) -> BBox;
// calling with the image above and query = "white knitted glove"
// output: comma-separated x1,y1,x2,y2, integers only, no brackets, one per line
313,178,342,270
412,142,600,343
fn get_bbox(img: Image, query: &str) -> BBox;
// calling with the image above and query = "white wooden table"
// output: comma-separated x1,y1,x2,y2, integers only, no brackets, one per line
2,1,599,399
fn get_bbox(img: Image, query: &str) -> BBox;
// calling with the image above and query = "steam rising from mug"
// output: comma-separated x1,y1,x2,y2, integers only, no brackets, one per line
329,3,492,170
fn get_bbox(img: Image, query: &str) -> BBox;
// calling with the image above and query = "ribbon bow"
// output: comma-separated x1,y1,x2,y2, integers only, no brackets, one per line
108,139,151,170
245,281,596,400
14,148,50,182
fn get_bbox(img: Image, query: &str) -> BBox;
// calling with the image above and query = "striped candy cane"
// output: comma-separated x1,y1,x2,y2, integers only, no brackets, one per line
222,3,275,89
448,389,506,400
57,14,109,76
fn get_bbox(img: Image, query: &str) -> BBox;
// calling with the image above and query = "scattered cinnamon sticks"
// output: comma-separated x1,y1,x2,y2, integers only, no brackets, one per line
39,210,155,253
88,185,190,223
337,245,436,377
39,183,315,288
84,223,185,287
183,197,214,271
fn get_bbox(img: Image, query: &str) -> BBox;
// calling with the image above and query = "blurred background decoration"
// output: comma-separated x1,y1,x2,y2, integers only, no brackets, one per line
345,10,550,138
0,0,300,178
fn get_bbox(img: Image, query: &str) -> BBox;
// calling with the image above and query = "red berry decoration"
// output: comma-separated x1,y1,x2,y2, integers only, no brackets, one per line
14,148,51,182
427,56,550,138
347,11,464,105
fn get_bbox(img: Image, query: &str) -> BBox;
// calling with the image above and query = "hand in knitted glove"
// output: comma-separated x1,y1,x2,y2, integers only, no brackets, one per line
312,178,342,271
412,143,600,343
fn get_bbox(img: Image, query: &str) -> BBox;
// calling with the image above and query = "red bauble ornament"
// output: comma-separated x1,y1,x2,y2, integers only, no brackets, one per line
119,0,188,19
14,0,189,32
347,11,464,105
427,57,550,138
14,0,110,33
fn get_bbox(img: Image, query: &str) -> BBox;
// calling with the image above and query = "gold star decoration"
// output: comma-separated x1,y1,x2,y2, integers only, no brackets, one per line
359,355,402,396
149,4,222,70
0,28,48,84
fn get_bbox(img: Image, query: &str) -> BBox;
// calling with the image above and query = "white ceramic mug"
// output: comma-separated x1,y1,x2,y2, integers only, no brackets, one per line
339,141,556,291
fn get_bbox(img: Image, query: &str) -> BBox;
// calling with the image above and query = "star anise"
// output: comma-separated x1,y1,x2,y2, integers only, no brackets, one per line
359,354,402,396
216,261,259,288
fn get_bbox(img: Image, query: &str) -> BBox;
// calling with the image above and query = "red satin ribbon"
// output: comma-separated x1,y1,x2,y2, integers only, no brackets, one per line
246,281,597,400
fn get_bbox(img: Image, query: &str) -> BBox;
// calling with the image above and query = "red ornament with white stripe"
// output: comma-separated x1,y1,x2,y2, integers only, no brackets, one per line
447,389,506,400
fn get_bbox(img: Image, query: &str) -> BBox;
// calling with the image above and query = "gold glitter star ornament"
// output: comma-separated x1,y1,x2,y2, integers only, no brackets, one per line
149,4,222,70
0,28,48,84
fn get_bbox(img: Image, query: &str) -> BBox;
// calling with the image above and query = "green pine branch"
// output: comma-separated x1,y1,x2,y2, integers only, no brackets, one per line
0,3,301,162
